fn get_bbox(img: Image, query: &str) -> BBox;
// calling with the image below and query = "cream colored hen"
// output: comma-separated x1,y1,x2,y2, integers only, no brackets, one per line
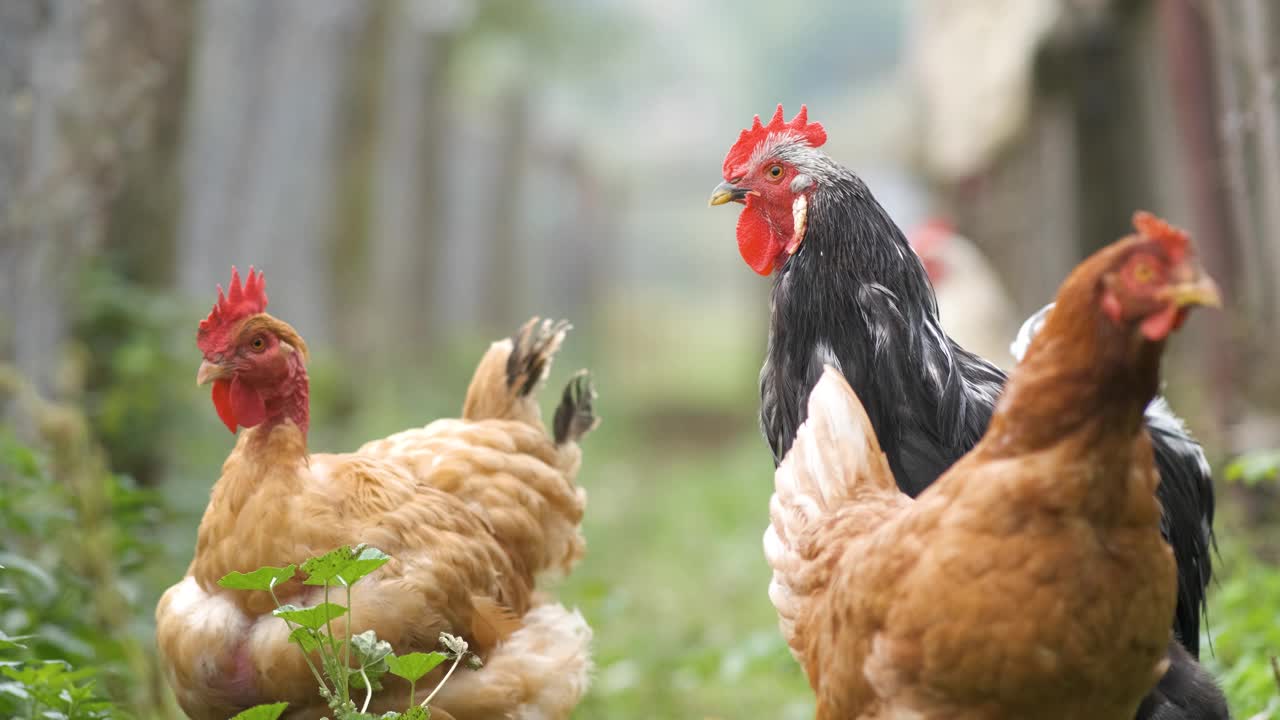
156,267,597,720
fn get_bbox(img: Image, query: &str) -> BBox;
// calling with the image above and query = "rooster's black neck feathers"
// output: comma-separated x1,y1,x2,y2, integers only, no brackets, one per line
762,170,1004,495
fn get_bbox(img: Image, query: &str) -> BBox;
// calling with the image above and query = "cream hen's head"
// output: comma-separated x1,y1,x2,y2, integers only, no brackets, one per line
195,266,310,435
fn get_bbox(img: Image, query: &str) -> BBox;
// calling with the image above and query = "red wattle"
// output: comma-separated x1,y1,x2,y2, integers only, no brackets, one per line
737,202,784,276
230,377,268,429
1140,303,1183,341
211,379,237,433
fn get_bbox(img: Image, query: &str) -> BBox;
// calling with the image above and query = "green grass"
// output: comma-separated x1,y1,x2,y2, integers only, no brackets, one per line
559,418,813,719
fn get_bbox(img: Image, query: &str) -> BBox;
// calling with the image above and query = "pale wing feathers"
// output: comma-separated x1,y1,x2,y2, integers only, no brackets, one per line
430,602,593,720
764,366,896,657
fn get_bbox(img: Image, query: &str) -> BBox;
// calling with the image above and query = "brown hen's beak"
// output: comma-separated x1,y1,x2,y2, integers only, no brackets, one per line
709,180,750,207
196,359,232,386
1167,267,1223,309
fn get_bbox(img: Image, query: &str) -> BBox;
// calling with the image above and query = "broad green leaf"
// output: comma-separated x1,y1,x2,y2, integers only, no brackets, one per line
59,681,98,705
351,630,394,667
229,702,288,720
273,603,346,630
287,627,321,654
302,545,390,587
387,652,446,683
349,631,392,691
2,660,70,685
217,565,297,592
0,630,29,651
0,553,57,597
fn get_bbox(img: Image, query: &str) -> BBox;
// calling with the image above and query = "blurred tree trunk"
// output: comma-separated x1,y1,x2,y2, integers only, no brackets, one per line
0,0,45,393
176,0,369,348
0,0,100,398
99,0,195,289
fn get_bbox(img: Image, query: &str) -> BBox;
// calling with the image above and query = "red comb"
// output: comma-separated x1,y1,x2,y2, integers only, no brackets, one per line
197,266,268,355
722,104,827,178
1132,211,1189,264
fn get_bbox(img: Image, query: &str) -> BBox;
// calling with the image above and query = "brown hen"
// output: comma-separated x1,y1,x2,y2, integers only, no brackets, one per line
764,212,1220,720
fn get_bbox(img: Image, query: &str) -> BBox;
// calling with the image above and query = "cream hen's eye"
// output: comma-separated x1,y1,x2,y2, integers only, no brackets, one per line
767,164,784,180
250,336,267,352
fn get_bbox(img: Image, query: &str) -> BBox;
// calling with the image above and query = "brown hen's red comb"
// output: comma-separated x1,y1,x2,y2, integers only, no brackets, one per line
197,266,268,355
722,104,827,178
1132,211,1190,264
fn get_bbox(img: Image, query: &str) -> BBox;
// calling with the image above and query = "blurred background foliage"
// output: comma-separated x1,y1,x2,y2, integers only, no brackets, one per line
0,0,1277,717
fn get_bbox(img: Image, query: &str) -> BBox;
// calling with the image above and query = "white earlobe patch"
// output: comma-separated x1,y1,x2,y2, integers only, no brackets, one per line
787,194,808,255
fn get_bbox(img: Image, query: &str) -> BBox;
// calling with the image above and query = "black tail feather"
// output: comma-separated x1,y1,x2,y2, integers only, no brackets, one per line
554,370,598,445
506,318,570,397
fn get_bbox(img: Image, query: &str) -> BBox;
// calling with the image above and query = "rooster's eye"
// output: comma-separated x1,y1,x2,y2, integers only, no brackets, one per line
767,165,784,180
250,336,266,352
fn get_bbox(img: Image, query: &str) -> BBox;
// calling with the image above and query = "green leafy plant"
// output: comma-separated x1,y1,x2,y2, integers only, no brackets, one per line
0,567,120,720
0,377,166,715
219,545,477,720
1226,449,1280,487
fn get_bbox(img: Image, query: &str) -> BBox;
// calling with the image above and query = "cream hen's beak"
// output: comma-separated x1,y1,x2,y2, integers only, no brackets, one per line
196,359,232,386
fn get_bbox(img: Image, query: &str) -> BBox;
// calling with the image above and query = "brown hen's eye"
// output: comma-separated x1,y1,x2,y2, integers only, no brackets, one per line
768,165,784,179
1133,261,1155,284
250,336,266,352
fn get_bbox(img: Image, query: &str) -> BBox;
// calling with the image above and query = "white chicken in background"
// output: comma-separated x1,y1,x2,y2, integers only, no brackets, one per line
908,218,1019,369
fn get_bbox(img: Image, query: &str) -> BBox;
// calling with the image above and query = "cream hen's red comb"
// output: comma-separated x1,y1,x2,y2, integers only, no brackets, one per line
722,104,827,179
1132,211,1190,264
197,266,268,355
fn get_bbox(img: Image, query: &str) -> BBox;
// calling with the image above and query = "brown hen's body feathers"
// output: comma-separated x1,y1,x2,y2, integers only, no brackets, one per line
766,239,1185,720
157,319,596,720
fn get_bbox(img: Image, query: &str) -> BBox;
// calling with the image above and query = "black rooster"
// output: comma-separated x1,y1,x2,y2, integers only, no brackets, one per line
710,105,1225,720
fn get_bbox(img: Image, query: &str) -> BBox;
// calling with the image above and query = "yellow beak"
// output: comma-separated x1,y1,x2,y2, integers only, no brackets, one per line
1168,273,1223,310
196,359,232,386
709,180,748,207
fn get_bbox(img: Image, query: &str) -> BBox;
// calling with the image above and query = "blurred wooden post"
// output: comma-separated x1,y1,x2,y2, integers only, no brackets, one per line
1158,0,1240,435
368,0,468,355
1238,0,1280,336
176,0,370,348
0,0,98,398
1203,0,1271,331
0,1,44,393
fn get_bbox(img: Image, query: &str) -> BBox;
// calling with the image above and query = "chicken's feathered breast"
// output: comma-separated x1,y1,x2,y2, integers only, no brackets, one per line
1011,302,1216,656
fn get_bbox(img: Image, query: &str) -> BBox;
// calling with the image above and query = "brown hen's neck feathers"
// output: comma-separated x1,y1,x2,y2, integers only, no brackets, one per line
266,350,310,438
986,245,1164,456
243,314,312,438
